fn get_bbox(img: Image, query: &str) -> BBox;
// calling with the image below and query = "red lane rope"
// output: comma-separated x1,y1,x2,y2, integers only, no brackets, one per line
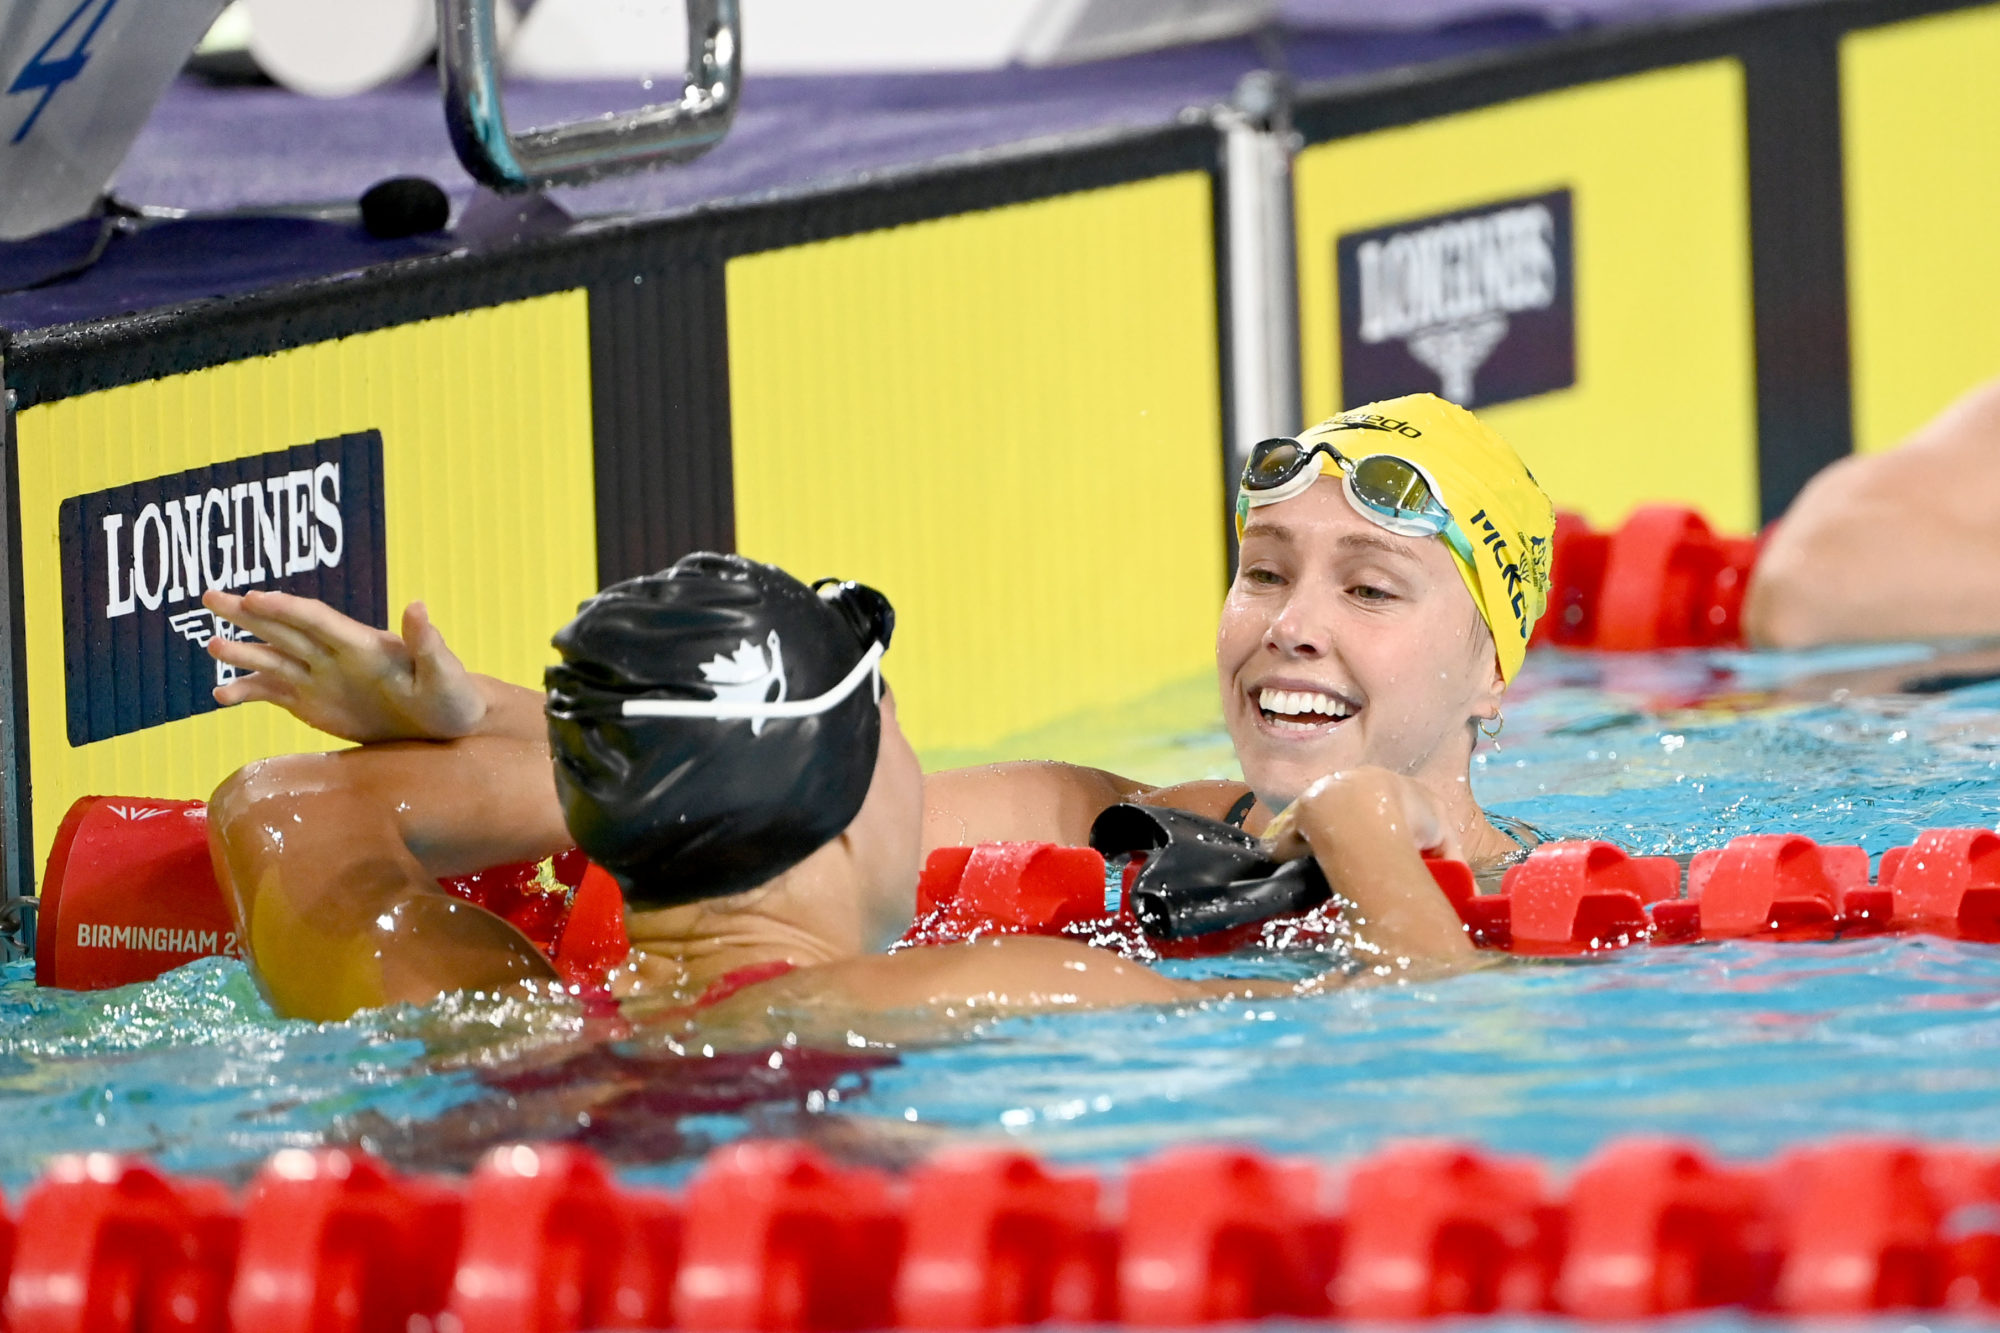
906,829,2000,957
37,787,2000,994
8,1134,2000,1329
1534,504,1765,652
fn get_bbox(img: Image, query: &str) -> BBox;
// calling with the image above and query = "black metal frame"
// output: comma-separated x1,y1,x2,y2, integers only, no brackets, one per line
0,370,31,919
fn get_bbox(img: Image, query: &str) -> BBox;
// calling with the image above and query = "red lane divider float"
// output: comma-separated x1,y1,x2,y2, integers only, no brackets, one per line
1537,505,1766,652
910,830,2000,958
35,795,629,993
1426,830,2000,955
35,786,2000,995
6,1135,2000,1329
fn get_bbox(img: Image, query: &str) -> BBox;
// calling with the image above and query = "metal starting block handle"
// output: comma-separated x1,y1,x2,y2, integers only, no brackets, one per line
437,0,740,191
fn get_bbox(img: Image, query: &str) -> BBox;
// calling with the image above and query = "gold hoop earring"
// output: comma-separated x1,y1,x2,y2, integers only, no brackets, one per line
1478,713,1505,740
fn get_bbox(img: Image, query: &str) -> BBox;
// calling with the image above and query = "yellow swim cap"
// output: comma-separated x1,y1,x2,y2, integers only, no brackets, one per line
1236,393,1555,681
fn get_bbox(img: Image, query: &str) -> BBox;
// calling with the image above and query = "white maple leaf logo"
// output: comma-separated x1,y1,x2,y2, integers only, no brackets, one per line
698,630,786,735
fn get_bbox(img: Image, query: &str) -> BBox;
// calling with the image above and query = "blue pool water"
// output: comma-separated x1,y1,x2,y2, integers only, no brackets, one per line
3,640,1999,1211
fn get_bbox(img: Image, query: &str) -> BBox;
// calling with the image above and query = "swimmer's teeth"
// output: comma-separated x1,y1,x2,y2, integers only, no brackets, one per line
1257,688,1354,721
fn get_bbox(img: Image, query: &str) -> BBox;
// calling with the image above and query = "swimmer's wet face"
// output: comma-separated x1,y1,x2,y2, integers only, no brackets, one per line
1220,477,1504,808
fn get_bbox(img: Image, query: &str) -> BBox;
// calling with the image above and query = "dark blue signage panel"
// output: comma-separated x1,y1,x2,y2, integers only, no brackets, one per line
1337,188,1576,411
58,431,387,745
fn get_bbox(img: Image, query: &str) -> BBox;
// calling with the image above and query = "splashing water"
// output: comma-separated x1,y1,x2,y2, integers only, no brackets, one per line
2,642,1999,1199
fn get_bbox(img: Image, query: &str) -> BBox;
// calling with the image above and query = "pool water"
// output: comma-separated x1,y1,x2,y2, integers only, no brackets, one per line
4,641,2000,1209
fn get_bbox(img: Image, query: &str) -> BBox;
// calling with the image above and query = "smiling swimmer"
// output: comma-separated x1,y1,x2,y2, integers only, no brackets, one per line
206,397,1552,1018
214,554,1437,1025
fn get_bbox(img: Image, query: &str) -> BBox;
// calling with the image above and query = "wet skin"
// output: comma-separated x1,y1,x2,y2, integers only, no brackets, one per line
1221,476,1515,868
200,499,1511,1023
207,694,1306,1024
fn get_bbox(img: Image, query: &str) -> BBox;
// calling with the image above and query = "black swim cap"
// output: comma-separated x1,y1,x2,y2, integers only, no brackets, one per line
544,553,894,910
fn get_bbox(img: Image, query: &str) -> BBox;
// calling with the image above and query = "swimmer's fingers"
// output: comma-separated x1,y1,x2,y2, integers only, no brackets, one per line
1259,801,1308,860
208,645,306,709
211,670,296,709
206,636,306,684
402,601,465,683
211,589,387,665
199,591,324,666
400,601,484,738
200,589,427,740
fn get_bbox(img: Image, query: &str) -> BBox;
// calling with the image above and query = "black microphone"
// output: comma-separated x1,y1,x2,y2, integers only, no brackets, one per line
358,176,451,240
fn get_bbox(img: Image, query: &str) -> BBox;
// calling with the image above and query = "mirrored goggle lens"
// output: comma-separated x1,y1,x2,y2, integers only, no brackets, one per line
1243,438,1309,490
1348,454,1437,518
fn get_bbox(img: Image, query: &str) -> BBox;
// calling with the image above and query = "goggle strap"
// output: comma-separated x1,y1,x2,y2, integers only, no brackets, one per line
621,640,885,721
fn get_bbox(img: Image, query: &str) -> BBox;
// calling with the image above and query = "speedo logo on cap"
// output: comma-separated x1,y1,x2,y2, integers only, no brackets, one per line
1327,411,1422,438
1336,189,1576,410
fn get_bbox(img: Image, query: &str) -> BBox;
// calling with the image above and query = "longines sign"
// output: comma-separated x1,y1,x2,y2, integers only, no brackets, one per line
58,431,388,745
1336,188,1576,410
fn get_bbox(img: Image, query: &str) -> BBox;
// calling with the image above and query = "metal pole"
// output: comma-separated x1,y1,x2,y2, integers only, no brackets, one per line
0,359,33,960
1218,68,1302,478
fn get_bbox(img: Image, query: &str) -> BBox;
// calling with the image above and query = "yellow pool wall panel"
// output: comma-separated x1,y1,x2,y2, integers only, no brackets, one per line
1293,60,1759,533
727,174,1227,756
14,292,598,874
1842,5,2000,455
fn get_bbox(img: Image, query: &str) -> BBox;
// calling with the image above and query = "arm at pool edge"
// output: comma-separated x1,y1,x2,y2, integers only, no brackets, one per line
1746,376,2000,648
1264,767,1480,968
206,737,571,1021
199,591,1256,858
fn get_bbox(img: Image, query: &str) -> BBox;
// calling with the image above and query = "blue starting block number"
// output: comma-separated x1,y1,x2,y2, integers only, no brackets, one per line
8,0,121,145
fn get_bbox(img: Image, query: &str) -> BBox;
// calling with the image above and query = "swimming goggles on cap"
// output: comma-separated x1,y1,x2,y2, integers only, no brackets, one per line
619,580,894,724
1239,431,1476,566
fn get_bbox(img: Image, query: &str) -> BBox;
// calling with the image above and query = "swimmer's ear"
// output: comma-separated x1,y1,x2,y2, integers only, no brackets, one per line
1469,646,1506,735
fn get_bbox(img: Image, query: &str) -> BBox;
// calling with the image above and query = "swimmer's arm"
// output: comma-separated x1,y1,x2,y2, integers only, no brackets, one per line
1265,769,1479,967
720,935,1295,1025
201,590,550,745
1746,462,2000,645
921,763,1269,855
921,761,1150,852
208,740,567,1021
1747,376,2000,647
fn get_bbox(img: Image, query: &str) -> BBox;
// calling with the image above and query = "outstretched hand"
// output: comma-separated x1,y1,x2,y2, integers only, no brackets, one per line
201,590,487,743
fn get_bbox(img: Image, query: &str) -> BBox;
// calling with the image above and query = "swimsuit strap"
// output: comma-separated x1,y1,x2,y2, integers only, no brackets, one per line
1223,790,1258,829
1489,812,1551,864
692,959,798,1009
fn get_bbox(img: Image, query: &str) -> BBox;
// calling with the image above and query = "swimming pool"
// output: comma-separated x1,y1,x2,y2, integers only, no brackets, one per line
4,640,1999,1214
